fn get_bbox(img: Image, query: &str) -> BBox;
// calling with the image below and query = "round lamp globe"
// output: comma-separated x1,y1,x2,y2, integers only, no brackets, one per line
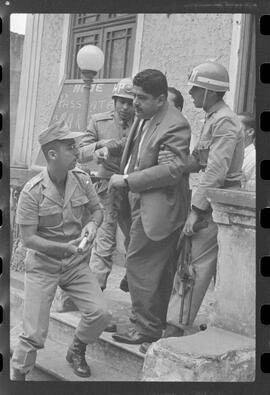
77,45,104,72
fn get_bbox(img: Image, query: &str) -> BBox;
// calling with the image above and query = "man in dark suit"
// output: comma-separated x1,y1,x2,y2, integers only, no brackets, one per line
97,69,191,344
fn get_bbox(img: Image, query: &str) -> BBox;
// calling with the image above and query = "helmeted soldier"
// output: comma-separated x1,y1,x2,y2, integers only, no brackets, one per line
11,120,111,379
79,78,135,292
139,61,245,353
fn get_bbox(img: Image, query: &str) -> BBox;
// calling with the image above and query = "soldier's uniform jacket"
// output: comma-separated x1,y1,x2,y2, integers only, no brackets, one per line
16,167,101,272
79,110,132,179
189,100,244,211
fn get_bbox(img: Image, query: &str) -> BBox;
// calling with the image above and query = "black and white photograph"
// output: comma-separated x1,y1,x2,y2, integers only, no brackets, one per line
9,12,256,383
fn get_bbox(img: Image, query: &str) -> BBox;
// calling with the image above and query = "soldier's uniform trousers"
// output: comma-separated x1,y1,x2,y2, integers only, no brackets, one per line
12,249,111,374
90,180,131,289
166,217,218,329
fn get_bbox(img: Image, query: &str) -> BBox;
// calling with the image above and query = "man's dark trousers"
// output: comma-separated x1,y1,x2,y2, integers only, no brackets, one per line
126,192,181,339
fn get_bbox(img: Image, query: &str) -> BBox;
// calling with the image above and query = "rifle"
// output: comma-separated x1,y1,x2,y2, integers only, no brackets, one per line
176,219,208,326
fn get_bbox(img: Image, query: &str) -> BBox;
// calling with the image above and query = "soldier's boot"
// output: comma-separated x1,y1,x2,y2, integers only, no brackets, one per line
11,368,26,381
66,335,91,377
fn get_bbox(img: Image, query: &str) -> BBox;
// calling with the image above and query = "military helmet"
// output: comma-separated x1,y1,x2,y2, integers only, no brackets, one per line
188,61,229,92
112,78,134,100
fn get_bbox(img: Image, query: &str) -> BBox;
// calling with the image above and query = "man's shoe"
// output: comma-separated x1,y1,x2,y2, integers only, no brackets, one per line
104,323,117,332
112,328,159,345
119,275,129,292
66,336,91,377
11,368,26,381
163,324,184,338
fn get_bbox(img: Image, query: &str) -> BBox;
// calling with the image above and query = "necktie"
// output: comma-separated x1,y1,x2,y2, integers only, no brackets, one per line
126,120,146,174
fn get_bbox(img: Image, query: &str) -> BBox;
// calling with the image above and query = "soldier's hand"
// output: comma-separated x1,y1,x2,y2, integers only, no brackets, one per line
96,139,113,149
65,241,80,257
183,210,199,236
81,222,98,245
95,147,109,163
158,148,176,165
108,174,126,193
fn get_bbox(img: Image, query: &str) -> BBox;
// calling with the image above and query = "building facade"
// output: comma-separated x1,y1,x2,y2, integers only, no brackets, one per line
11,13,255,182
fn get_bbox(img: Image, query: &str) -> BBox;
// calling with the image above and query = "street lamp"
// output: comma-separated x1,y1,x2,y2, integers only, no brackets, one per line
76,45,105,130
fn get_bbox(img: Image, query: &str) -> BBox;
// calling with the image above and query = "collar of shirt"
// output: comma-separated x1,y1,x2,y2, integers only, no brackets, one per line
114,110,133,129
41,168,78,207
205,99,225,119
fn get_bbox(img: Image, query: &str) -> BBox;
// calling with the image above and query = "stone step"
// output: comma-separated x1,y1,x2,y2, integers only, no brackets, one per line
10,325,134,381
10,285,144,381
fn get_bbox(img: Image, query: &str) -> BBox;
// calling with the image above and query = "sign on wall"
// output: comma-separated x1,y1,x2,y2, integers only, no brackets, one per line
34,78,119,166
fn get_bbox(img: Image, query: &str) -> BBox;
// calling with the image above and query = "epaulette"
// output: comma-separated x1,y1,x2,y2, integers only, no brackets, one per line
92,111,114,122
72,167,89,177
23,172,43,192
72,167,92,194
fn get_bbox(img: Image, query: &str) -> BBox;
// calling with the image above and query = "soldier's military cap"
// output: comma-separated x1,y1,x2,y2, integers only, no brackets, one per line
38,120,86,146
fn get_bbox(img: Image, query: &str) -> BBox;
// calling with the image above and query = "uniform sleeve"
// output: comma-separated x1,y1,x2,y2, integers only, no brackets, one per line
78,118,98,163
105,136,127,156
192,118,240,211
16,188,39,225
83,176,102,213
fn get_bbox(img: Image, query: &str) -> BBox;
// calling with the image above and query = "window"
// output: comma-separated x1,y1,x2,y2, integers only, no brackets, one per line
68,14,137,79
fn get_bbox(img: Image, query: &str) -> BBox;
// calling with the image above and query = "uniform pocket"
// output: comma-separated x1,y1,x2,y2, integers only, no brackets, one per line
39,205,62,227
71,196,90,218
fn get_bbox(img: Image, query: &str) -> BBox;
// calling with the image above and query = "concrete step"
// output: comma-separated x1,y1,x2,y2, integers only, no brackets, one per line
10,325,135,381
141,326,255,381
10,285,144,381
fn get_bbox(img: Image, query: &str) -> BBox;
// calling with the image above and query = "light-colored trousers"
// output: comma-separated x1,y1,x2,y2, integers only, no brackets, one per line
12,259,111,374
166,219,218,329
90,182,130,289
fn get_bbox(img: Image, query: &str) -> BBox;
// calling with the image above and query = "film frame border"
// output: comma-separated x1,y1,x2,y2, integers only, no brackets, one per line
0,0,270,393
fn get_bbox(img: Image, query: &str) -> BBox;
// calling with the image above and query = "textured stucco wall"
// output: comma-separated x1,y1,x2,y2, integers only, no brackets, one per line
29,13,233,164
208,190,256,338
10,32,24,151
140,13,233,149
31,14,65,163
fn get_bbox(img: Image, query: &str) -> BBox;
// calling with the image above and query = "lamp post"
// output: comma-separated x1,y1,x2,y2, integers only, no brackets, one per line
76,45,105,130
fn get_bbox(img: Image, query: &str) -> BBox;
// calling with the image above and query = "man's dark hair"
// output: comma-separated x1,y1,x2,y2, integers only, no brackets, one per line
168,87,184,111
238,112,255,131
133,69,168,99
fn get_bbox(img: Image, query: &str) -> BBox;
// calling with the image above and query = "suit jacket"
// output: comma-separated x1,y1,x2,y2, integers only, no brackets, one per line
121,102,191,241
